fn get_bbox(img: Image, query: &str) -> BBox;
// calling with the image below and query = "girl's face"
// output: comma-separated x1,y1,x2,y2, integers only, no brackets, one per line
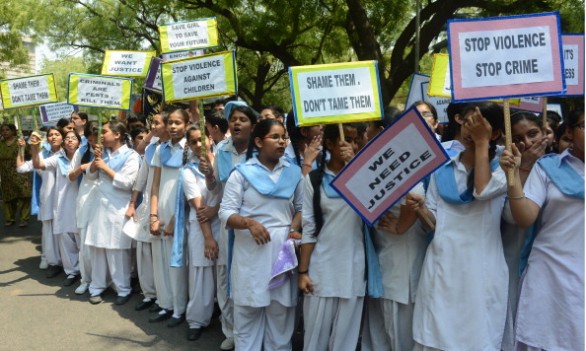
63,123,75,133
133,132,147,147
512,120,545,149
101,123,118,147
543,122,555,146
255,125,287,162
558,128,573,153
1,126,14,139
259,109,277,122
343,126,360,153
86,134,98,148
187,129,203,157
229,111,253,145
301,125,323,141
167,111,187,141
417,104,438,131
150,114,166,137
47,129,63,148
571,113,585,155
63,132,80,152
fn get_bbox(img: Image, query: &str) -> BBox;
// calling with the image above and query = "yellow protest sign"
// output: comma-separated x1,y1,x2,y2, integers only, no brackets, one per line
159,18,218,53
101,50,157,77
161,51,237,103
68,73,133,110
0,74,58,109
428,54,452,98
289,61,383,127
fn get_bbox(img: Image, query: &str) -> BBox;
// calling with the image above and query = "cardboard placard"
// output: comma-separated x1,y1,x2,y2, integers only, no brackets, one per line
161,49,205,62
428,54,452,98
68,73,133,110
39,102,78,123
404,73,450,124
161,51,237,103
331,106,449,226
101,50,156,77
159,18,218,53
289,61,383,127
448,12,565,101
0,74,58,109
561,34,585,96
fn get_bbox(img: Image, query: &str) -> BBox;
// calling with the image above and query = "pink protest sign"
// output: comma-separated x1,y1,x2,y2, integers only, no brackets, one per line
562,34,585,96
448,12,565,102
331,106,449,226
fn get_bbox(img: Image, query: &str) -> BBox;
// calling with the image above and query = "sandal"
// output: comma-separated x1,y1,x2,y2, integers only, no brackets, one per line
4,221,15,227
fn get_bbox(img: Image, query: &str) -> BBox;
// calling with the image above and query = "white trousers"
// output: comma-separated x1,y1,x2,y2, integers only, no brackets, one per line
137,241,156,300
152,237,187,314
76,226,92,284
361,298,415,351
42,220,61,266
88,247,131,297
303,295,364,351
234,301,295,351
217,264,234,338
186,265,216,328
57,232,79,276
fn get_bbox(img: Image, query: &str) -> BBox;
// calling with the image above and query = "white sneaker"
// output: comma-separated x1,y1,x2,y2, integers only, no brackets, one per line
220,337,235,350
75,282,89,295
39,257,48,270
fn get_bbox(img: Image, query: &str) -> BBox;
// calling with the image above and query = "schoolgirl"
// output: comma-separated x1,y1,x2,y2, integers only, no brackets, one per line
30,129,81,286
149,107,190,326
298,124,365,351
409,102,508,350
500,109,584,351
218,119,303,350
125,112,167,312
180,126,220,341
500,111,549,351
199,104,257,351
16,128,62,275
68,121,99,295
284,110,323,175
85,121,140,305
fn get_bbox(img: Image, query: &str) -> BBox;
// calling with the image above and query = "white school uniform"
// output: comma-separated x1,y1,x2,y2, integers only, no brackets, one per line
514,150,584,351
301,167,365,351
70,148,98,285
183,164,221,329
219,157,302,350
151,139,188,316
362,183,428,351
17,154,61,266
413,153,508,351
85,145,140,297
43,152,80,276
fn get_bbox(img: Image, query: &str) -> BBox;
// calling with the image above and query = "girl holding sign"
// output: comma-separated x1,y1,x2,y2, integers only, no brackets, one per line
149,107,190,326
219,119,303,350
298,124,365,351
500,109,584,351
408,102,508,351
199,104,257,351
85,121,140,305
30,130,82,286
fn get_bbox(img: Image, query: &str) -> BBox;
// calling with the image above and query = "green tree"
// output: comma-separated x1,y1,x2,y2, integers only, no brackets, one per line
39,56,87,102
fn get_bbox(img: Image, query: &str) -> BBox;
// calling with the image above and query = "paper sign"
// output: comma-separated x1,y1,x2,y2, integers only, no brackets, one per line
101,50,156,77
405,73,430,108
289,61,383,127
0,74,58,109
428,54,452,98
546,103,563,119
512,96,545,113
331,106,449,226
421,82,450,124
159,18,218,53
144,57,163,92
19,114,42,131
68,73,133,110
39,102,78,123
0,90,3,110
562,34,584,96
162,49,205,62
448,12,565,101
161,51,237,103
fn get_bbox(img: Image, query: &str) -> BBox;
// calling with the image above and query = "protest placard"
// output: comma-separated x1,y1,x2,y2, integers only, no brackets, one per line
428,54,452,98
101,50,156,77
68,73,133,110
144,57,163,92
511,96,545,113
161,49,205,62
0,74,58,109
159,18,218,53
331,106,449,226
561,34,584,96
289,61,383,127
161,51,237,103
17,114,42,131
404,73,450,124
39,102,78,123
448,12,565,102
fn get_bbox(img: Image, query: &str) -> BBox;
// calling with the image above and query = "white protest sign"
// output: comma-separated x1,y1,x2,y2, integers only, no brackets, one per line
0,74,58,109
421,82,450,124
68,74,133,110
448,12,565,101
39,102,77,123
101,50,156,77
19,114,42,131
404,73,429,108
331,107,449,226
161,49,205,61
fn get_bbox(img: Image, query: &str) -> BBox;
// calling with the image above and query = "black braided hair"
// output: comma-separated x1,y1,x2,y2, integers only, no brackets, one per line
441,102,465,142
310,124,340,237
81,121,98,164
286,110,304,166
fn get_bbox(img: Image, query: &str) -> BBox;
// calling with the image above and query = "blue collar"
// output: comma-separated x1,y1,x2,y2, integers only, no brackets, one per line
159,139,185,168
537,151,584,199
235,158,301,199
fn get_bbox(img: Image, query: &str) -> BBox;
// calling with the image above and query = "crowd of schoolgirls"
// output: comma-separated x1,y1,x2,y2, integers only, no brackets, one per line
7,97,583,351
